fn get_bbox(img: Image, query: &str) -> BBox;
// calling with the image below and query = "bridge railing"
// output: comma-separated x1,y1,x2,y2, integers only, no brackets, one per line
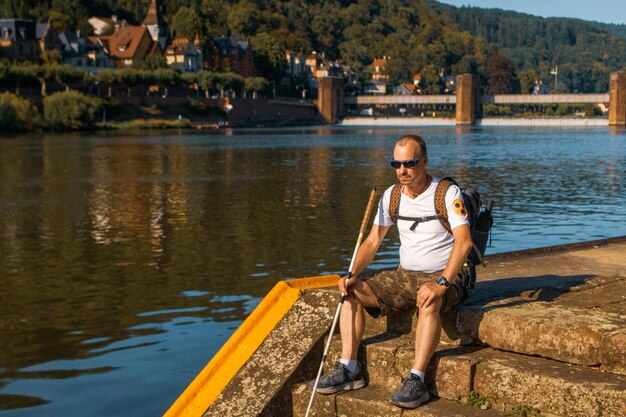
482,94,609,104
343,93,609,105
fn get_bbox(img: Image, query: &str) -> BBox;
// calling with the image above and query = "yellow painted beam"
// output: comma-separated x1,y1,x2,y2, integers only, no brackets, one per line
163,274,339,417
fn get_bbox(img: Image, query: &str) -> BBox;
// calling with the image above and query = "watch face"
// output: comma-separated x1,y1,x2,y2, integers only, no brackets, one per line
437,276,449,287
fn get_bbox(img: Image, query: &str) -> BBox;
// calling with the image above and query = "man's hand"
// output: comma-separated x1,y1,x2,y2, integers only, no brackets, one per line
416,281,447,309
338,275,356,295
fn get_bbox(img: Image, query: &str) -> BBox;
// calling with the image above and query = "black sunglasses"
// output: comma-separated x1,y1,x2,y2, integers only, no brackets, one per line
390,157,422,169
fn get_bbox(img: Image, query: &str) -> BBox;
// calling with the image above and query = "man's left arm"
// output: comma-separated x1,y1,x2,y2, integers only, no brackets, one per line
417,224,473,309
440,224,473,285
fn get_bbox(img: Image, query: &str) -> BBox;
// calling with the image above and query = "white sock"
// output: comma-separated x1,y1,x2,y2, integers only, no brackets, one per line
410,369,426,382
340,358,357,373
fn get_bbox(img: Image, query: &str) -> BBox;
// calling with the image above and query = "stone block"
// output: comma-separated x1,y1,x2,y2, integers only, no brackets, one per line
336,387,403,417
205,289,337,417
292,383,336,417
601,329,626,375
297,383,507,417
473,350,626,417
427,351,477,399
457,300,624,366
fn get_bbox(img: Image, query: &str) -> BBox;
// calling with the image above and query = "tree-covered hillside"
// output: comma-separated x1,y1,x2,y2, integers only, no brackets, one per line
2,0,625,93
434,2,626,93
591,22,626,41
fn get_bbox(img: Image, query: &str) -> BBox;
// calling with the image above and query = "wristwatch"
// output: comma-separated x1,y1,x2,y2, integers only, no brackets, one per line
436,276,450,288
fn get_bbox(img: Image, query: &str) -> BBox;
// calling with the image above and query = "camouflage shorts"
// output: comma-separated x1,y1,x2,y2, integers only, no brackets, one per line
360,267,467,318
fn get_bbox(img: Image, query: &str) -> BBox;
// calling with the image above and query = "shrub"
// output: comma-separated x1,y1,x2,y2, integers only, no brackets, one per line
509,404,544,417
188,98,209,112
107,118,192,130
44,90,101,130
0,92,41,131
483,103,513,116
466,391,490,409
0,102,19,131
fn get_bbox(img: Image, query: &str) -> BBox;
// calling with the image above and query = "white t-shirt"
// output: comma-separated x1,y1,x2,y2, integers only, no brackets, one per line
373,177,469,272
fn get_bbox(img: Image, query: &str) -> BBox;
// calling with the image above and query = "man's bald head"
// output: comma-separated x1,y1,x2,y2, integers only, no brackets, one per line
395,135,427,160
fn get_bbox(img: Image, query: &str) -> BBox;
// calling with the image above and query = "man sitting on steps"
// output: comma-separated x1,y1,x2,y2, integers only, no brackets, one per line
311,134,473,409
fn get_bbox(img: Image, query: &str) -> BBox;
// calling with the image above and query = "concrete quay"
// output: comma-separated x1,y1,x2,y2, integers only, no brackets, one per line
203,237,625,417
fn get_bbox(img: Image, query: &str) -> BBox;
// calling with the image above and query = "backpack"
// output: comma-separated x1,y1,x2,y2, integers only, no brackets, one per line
389,177,494,289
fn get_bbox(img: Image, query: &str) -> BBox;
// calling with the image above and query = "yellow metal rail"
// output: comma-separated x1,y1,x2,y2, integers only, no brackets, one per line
164,275,339,417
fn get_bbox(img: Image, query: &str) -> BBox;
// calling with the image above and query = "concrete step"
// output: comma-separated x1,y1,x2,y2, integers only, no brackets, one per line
458,296,626,369
323,334,483,400
292,381,507,417
320,335,626,417
361,275,626,374
472,348,626,417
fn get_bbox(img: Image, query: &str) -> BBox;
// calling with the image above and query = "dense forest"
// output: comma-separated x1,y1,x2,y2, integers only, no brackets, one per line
435,3,626,93
2,0,625,93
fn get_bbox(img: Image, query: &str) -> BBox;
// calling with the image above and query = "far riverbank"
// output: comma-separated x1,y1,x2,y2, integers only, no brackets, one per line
340,116,609,127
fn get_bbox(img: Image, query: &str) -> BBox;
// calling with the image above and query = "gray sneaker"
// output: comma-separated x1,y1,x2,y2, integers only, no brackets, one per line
390,372,430,409
309,362,365,394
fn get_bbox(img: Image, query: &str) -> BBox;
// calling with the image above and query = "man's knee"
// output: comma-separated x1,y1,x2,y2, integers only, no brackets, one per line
418,296,443,316
351,281,379,308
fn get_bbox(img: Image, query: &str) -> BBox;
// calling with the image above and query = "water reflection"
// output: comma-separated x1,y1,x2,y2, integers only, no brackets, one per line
0,127,624,416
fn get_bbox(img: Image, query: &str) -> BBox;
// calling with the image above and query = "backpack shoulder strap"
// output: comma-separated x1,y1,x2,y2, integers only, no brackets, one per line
389,183,402,224
435,177,457,234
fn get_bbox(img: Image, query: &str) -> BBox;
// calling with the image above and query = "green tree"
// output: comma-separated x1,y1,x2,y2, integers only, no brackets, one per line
310,2,345,59
142,54,168,70
215,72,244,97
227,1,260,37
153,69,182,97
115,68,142,97
244,77,269,98
518,68,539,94
419,64,444,94
48,10,72,33
52,65,86,91
200,0,228,38
339,39,371,76
5,65,38,95
453,55,479,75
172,6,202,40
42,49,62,66
181,72,196,96
44,90,100,130
0,92,41,131
197,71,217,98
251,32,286,82
95,69,118,97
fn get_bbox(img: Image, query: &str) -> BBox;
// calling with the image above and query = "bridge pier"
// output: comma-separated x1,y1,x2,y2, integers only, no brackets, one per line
455,74,480,125
317,77,344,123
609,72,626,127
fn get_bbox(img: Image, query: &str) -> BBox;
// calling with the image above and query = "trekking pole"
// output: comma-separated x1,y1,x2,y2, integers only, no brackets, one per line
305,188,377,417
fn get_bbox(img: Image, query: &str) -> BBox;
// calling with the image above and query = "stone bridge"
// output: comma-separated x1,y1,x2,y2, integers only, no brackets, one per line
317,72,626,126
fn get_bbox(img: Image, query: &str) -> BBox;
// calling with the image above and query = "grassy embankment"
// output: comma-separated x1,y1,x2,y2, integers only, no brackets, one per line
0,91,225,133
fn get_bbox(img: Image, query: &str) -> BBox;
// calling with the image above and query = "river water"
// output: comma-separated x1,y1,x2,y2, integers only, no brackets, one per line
0,126,624,416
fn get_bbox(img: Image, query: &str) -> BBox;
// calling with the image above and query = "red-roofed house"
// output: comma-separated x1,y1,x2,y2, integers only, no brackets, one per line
394,83,417,95
371,57,389,81
90,23,162,68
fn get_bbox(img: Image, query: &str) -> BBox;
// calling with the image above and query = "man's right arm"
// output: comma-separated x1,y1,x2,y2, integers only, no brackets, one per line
339,223,390,294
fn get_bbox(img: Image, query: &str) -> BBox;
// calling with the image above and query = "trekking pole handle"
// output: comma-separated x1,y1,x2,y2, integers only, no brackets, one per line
486,200,494,212
346,188,377,289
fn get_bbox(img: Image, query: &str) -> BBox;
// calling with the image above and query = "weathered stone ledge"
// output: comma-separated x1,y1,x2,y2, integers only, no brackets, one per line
201,238,625,417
